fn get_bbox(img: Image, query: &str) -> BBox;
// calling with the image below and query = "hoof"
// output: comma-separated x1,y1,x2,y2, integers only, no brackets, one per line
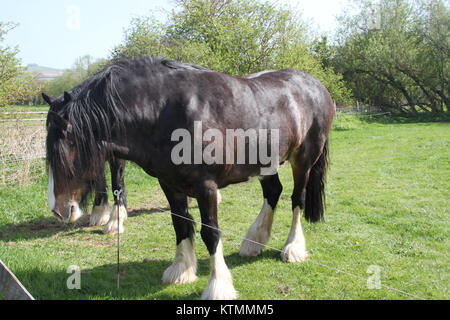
239,237,267,257
162,239,197,284
201,278,238,300
162,264,198,284
281,242,309,263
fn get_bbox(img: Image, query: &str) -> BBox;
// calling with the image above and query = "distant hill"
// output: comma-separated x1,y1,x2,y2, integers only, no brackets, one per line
26,64,65,82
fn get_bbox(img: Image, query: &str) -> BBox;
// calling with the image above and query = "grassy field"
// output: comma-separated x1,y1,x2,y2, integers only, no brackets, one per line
0,113,448,300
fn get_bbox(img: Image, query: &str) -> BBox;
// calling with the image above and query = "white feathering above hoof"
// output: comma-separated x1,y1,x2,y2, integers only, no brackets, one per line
281,242,309,263
90,205,111,226
239,200,273,257
103,204,127,235
281,206,309,262
201,275,238,300
239,236,268,257
162,238,197,284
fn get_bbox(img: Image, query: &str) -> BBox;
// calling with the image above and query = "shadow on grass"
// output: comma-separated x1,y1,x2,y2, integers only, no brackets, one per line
0,208,167,242
15,250,279,300
0,216,86,242
2,204,286,299
15,260,194,300
127,207,169,218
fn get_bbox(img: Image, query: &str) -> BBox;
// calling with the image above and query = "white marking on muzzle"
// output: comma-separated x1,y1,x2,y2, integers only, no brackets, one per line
48,166,55,211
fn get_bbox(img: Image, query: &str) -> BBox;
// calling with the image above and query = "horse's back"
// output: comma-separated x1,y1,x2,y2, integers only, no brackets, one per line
241,68,334,138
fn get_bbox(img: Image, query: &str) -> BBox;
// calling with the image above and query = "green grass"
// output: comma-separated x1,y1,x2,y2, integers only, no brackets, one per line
0,115,448,300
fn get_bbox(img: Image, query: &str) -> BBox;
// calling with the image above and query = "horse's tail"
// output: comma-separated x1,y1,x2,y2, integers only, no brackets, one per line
304,140,329,223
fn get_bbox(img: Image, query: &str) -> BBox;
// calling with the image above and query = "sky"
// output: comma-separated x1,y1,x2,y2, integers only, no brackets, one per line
0,0,350,70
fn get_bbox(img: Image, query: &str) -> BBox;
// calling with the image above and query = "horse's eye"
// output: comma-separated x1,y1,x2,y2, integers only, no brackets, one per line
65,139,75,147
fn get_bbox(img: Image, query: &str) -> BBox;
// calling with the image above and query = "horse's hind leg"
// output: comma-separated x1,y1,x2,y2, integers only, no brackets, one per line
159,180,197,284
197,180,237,300
103,159,127,235
282,140,325,262
240,173,283,257
90,167,111,226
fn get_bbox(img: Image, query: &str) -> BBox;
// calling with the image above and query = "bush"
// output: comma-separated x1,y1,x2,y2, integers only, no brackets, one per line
0,22,41,108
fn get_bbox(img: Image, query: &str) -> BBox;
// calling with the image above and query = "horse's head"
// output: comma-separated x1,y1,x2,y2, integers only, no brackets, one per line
44,92,97,223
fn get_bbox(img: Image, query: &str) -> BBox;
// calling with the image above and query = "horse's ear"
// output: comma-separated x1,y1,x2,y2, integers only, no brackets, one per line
48,111,72,134
42,93,54,105
64,91,72,103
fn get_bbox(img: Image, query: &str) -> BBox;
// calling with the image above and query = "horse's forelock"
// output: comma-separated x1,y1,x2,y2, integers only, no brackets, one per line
46,126,74,180
46,124,96,208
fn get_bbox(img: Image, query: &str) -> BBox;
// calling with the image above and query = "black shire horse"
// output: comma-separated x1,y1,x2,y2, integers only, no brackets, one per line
44,58,334,300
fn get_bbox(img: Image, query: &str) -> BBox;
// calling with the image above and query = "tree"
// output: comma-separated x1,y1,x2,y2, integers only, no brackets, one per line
0,22,40,108
111,0,352,104
111,16,167,61
334,0,449,115
167,0,299,75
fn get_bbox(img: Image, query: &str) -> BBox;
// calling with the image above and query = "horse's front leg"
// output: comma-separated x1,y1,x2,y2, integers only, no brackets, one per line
197,180,237,300
90,164,111,226
159,180,197,284
103,158,127,235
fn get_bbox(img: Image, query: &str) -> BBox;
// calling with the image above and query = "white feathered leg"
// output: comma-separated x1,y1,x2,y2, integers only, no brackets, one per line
162,238,198,284
240,199,274,257
90,205,111,226
281,206,309,262
201,240,237,300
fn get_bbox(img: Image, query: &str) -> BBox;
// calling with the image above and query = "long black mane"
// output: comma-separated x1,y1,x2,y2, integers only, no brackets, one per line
47,58,207,182
46,60,126,181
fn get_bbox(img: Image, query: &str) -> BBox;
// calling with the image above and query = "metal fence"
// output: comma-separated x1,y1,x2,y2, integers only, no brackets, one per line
0,114,46,186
